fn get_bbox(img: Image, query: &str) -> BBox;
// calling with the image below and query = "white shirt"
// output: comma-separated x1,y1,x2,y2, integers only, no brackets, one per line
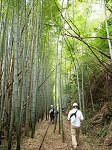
68,108,84,127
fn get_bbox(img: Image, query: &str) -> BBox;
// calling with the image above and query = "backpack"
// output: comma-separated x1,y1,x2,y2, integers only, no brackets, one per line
49,108,54,114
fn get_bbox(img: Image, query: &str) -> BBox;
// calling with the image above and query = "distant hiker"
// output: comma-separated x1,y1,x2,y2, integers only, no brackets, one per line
62,107,65,113
49,105,54,124
54,108,59,118
68,103,84,150
53,108,58,124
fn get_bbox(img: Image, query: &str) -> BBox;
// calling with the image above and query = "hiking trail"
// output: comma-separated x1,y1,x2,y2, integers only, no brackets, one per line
11,116,104,150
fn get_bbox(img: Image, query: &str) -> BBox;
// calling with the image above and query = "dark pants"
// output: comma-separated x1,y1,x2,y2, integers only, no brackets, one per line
50,114,54,123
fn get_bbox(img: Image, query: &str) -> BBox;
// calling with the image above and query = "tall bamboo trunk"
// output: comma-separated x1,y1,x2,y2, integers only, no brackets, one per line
59,36,65,142
103,0,112,59
0,0,10,145
54,28,59,133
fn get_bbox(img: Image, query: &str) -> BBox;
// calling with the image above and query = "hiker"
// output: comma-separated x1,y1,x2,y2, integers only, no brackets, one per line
49,105,54,124
54,108,58,123
68,103,84,150
62,107,65,113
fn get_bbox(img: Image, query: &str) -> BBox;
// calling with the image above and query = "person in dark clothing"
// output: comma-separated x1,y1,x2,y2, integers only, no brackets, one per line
54,108,59,123
49,105,54,124
62,107,65,114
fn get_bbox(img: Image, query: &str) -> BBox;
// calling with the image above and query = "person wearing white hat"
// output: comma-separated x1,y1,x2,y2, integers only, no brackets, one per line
68,103,84,150
49,105,54,124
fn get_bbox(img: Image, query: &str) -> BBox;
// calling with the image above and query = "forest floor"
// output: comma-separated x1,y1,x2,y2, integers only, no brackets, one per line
10,116,109,150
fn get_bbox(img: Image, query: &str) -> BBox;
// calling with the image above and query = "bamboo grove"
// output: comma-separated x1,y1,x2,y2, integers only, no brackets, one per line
0,0,112,149
0,0,62,149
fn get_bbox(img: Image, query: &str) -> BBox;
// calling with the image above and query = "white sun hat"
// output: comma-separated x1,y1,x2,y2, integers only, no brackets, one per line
73,103,78,107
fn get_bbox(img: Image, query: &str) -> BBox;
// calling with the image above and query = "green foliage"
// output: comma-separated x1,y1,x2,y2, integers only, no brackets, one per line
62,0,112,106
41,0,62,28
92,23,109,52
82,119,91,135
93,127,108,138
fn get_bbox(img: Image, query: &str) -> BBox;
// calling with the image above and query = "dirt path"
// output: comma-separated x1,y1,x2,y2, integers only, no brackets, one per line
11,117,99,150
12,119,68,150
